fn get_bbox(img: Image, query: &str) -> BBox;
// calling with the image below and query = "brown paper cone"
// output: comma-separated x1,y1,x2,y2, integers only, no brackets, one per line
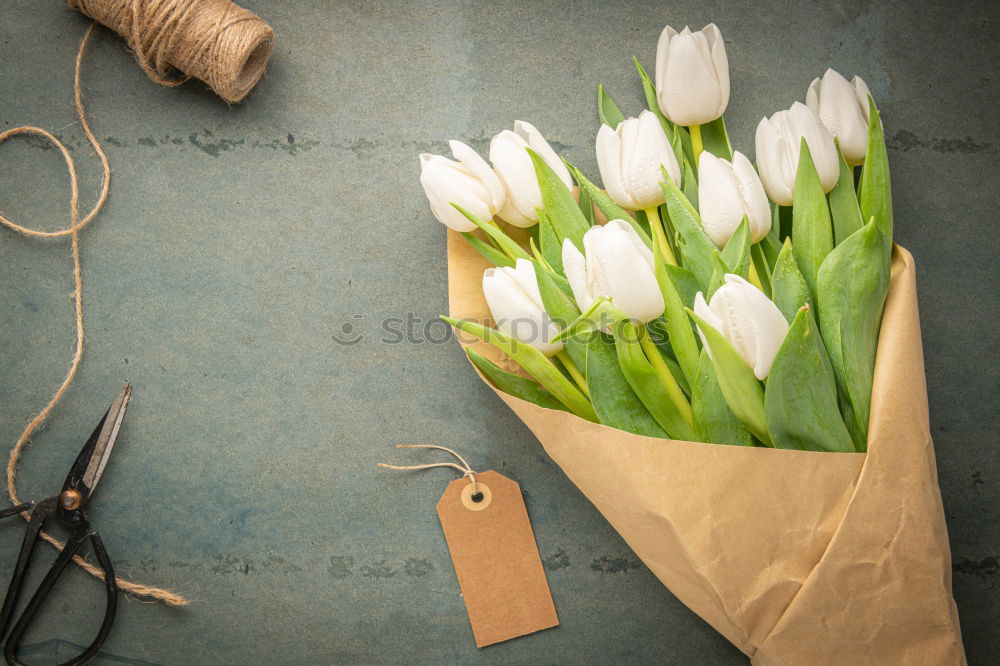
448,230,964,664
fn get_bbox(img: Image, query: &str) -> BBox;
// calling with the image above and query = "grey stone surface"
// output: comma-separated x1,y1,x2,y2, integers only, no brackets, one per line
0,0,996,663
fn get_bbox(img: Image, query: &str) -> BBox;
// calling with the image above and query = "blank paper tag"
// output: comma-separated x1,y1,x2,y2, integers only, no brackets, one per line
436,470,559,647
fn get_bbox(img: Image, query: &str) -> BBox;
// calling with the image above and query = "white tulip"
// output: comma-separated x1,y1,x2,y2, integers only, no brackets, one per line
698,151,771,248
562,220,665,323
655,24,730,126
806,68,873,165
419,140,506,232
755,102,839,206
482,259,563,355
693,275,790,380
489,120,573,227
596,110,681,211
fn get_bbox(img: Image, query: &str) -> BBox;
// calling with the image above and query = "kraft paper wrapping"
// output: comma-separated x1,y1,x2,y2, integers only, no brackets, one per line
447,230,965,664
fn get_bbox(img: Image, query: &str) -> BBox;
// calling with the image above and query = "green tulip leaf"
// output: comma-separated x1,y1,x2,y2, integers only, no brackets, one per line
651,227,701,388
762,215,783,267
681,159,699,212
671,128,693,180
585,332,668,438
550,297,627,344
750,243,773,298
536,209,564,274
536,263,668,435
466,348,567,412
613,320,696,441
534,263,585,361
529,148,591,251
453,204,531,262
442,316,597,422
664,264,701,308
721,217,751,279
692,350,752,446
687,308,771,445
791,139,834,298
859,98,892,250
646,332,692,397
578,180,595,225
705,249,731,300
771,238,811,324
460,232,515,268
597,84,626,129
815,218,890,451
828,145,864,246
700,115,734,161
764,307,855,452
529,236,552,272
661,174,717,289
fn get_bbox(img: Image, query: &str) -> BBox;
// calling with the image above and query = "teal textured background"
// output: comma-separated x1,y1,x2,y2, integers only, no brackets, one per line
1,1,997,663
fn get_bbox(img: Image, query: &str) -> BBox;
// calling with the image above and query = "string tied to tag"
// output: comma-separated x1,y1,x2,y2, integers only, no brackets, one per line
378,445,480,497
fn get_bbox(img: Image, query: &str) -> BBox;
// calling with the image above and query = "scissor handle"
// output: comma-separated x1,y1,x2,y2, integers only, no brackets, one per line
0,499,117,666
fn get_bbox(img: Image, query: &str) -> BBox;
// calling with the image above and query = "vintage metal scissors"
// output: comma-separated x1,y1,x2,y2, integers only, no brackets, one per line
0,384,131,665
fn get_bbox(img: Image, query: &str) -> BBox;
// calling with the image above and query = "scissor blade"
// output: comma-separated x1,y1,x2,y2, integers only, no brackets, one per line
63,384,132,503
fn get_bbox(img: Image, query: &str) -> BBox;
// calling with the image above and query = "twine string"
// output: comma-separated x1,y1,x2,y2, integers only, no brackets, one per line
66,0,275,103
379,445,480,495
0,25,187,607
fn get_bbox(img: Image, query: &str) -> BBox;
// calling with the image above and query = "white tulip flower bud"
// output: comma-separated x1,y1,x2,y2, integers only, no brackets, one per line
596,111,681,211
698,151,771,248
755,102,839,206
562,220,665,324
693,275,790,380
806,68,873,165
482,259,563,355
655,23,730,126
489,120,573,228
419,140,506,232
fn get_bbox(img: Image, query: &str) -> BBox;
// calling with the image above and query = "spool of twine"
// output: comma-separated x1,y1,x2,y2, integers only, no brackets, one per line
66,0,274,103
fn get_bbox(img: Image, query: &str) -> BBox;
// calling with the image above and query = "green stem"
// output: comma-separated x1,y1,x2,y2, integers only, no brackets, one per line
750,243,772,297
556,350,590,398
638,332,693,429
645,206,676,265
689,124,704,165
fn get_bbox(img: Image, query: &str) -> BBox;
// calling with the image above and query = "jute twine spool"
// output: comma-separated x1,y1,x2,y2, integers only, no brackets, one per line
1,26,187,606
66,0,275,103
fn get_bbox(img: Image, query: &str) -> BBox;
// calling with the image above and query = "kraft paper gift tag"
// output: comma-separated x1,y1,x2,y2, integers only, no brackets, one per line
448,228,965,665
437,470,559,647
381,447,559,648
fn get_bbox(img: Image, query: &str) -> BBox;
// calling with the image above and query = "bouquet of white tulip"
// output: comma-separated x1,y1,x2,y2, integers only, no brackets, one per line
419,22,963,665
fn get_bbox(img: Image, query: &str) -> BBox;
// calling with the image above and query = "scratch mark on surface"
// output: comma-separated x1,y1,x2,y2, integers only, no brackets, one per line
542,548,571,571
887,130,994,154
403,558,434,576
360,560,398,579
188,129,245,157
590,554,643,574
328,555,354,579
953,555,999,578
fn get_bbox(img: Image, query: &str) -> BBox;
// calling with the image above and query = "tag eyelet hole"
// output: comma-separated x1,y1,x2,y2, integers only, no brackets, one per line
461,482,492,511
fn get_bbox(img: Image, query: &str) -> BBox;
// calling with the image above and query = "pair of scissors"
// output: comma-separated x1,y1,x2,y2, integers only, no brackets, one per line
0,384,131,666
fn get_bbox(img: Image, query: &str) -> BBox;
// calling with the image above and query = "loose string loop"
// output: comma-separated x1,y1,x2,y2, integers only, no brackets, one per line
0,25,187,607
379,445,480,496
